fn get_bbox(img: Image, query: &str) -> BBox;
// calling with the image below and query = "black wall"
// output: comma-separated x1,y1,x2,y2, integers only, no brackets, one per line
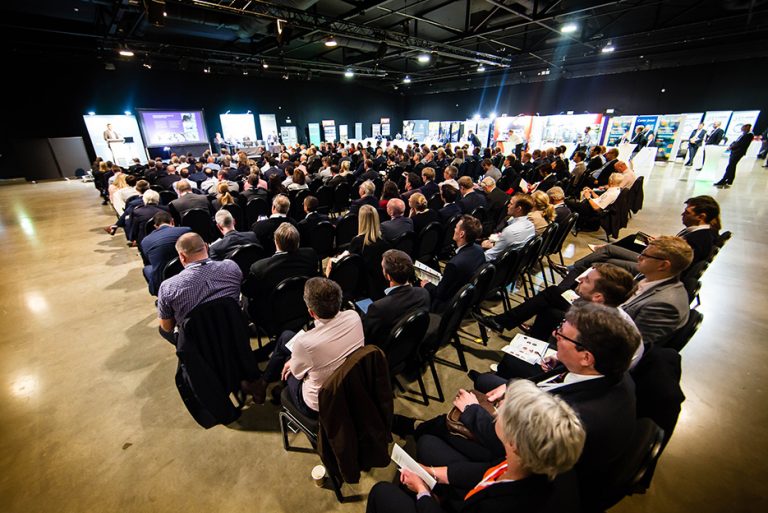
405,58,768,133
0,58,405,179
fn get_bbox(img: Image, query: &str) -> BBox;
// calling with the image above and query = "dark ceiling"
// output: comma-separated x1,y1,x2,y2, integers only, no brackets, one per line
3,0,768,93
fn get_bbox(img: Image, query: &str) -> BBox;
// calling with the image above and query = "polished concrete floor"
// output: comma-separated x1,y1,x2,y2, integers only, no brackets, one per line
1,156,767,512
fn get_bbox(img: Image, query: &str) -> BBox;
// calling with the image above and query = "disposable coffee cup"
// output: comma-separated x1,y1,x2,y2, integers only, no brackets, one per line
311,464,327,487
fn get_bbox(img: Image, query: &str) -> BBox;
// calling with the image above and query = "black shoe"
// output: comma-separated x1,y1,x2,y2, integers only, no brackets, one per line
477,315,506,334
391,414,416,438
550,263,569,277
684,163,692,167
713,181,727,187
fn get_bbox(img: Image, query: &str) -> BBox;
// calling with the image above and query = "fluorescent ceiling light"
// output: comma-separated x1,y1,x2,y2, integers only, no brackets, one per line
560,23,578,34
403,76,411,84
119,49,134,57
417,54,430,63
477,64,486,72
602,44,615,53
344,69,354,78
325,36,338,47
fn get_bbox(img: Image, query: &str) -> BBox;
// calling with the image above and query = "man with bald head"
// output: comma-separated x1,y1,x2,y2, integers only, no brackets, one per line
380,198,414,242
157,232,243,341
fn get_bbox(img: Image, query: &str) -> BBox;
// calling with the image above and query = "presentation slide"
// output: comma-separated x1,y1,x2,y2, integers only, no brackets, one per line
259,114,279,145
138,110,207,146
220,113,257,145
83,114,147,166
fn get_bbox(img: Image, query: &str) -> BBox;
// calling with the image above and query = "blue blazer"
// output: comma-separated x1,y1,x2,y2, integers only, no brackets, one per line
426,243,485,312
141,226,191,295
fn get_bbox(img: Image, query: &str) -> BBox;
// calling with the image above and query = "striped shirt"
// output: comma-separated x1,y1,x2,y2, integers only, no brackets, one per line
157,258,242,325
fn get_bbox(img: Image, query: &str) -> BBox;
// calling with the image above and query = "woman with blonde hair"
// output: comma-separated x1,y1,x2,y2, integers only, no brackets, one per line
348,205,391,298
528,190,555,235
212,181,235,210
408,192,440,234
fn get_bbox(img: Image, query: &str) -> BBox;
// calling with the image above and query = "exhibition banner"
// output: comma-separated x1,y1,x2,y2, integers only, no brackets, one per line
493,116,533,145
381,118,391,137
428,122,440,140
308,123,322,146
654,115,682,161
322,119,336,142
372,124,381,137
280,126,298,147
673,113,705,159
633,115,658,134
702,111,732,133
403,119,429,141
605,116,636,146
725,110,760,143
355,123,363,140
339,124,349,141
528,114,602,150
259,114,279,145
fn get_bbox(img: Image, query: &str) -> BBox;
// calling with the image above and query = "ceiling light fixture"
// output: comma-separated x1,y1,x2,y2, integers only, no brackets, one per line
602,41,615,53
243,69,249,75
262,60,269,69
402,75,411,84
417,54,430,63
325,36,338,47
344,69,354,78
560,23,578,34
119,47,134,57
204,66,211,73
477,64,486,72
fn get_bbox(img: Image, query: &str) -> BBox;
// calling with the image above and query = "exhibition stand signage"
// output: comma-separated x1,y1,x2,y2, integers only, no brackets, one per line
380,118,391,137
339,124,349,141
308,123,322,146
259,114,279,146
654,115,682,161
673,113,705,160
403,120,429,142
355,123,363,140
280,126,298,147
725,110,760,143
322,120,336,142
605,116,636,146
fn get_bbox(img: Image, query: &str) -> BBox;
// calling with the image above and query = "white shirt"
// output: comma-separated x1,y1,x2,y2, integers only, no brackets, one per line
594,186,621,210
538,372,602,390
485,216,536,261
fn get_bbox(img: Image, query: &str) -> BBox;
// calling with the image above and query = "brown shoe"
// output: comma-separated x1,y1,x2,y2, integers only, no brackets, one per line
103,225,117,235
242,378,268,405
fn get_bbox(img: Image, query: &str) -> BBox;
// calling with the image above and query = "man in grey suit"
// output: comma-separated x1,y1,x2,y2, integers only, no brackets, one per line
169,180,210,219
620,236,693,347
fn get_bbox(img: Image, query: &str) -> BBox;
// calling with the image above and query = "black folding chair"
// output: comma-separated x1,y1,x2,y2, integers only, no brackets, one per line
328,254,369,301
308,221,336,260
182,208,217,243
413,222,443,268
334,213,358,251
383,310,436,405
423,283,475,372
225,243,266,278
391,231,416,257
246,197,270,227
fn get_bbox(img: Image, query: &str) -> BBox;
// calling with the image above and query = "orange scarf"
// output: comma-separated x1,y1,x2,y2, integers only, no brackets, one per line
464,462,509,500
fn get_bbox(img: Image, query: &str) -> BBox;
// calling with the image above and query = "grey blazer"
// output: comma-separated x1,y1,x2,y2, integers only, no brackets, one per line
621,278,689,347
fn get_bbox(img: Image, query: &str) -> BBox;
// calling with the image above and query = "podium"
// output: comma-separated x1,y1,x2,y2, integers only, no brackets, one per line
108,140,131,167
617,143,637,164
699,145,727,181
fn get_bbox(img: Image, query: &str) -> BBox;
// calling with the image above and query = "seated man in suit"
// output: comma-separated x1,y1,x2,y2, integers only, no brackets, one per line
169,180,210,220
245,222,319,302
479,176,508,228
247,277,365,410
362,249,431,347
441,165,459,190
129,189,169,245
457,176,487,214
141,211,191,296
296,195,330,242
399,303,639,513
588,147,619,188
619,236,693,347
208,209,260,260
438,184,462,222
349,180,379,214
418,167,439,200
481,194,535,262
251,194,297,255
547,186,572,226
558,195,720,284
156,164,181,190
380,198,414,242
422,215,485,313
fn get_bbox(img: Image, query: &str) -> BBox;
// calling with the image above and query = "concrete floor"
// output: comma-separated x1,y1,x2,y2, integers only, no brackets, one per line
0,156,766,512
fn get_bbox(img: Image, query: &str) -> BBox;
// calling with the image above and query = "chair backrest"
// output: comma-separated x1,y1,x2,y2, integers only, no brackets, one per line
470,206,487,224
221,203,245,230
440,215,462,256
145,218,156,238
309,221,336,259
334,213,359,249
519,236,543,274
328,254,369,301
288,189,309,221
659,309,703,352
599,417,665,509
182,208,217,243
269,276,311,335
383,309,430,373
428,193,444,211
225,243,266,277
549,213,578,256
468,263,497,309
315,186,334,213
246,197,270,226
333,182,352,213
426,283,475,353
486,245,523,296
709,230,732,261
162,256,184,282
413,222,443,264
391,230,416,257
538,222,560,259
159,190,178,206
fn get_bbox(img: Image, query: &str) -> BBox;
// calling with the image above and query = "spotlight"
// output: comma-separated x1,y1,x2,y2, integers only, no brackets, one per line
325,36,338,47
204,66,211,73
344,69,354,78
490,112,497,119
417,54,430,63
124,111,131,116
87,111,96,116
243,69,249,75
477,64,486,72
119,47,134,57
262,61,269,69
560,23,577,34
602,42,615,53
402,75,411,84
606,108,615,114
473,114,480,121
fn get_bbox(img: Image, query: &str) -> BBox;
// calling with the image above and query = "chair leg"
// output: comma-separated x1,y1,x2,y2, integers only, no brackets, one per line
476,320,488,346
428,360,444,402
559,252,565,266
454,334,468,371
392,376,406,393
329,472,345,502
539,258,549,287
416,373,429,406
279,412,291,451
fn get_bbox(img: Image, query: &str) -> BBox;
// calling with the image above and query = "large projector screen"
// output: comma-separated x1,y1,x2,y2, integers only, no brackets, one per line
138,110,208,146
220,113,257,145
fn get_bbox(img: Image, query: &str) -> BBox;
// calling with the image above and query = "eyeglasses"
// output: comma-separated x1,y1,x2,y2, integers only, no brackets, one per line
553,321,589,351
638,250,668,261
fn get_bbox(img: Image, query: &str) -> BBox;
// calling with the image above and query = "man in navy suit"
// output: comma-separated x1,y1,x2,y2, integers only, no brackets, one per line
715,123,754,187
457,176,487,214
438,184,462,223
380,198,414,242
140,211,191,295
684,122,707,166
422,215,485,313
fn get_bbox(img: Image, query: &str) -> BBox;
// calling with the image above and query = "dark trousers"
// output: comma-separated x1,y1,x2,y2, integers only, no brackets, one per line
415,416,504,465
265,330,317,418
560,243,640,289
366,482,419,513
719,153,745,184
492,285,570,335
685,144,700,165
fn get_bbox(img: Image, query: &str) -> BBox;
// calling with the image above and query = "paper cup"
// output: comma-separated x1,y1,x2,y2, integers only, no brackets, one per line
311,465,326,487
